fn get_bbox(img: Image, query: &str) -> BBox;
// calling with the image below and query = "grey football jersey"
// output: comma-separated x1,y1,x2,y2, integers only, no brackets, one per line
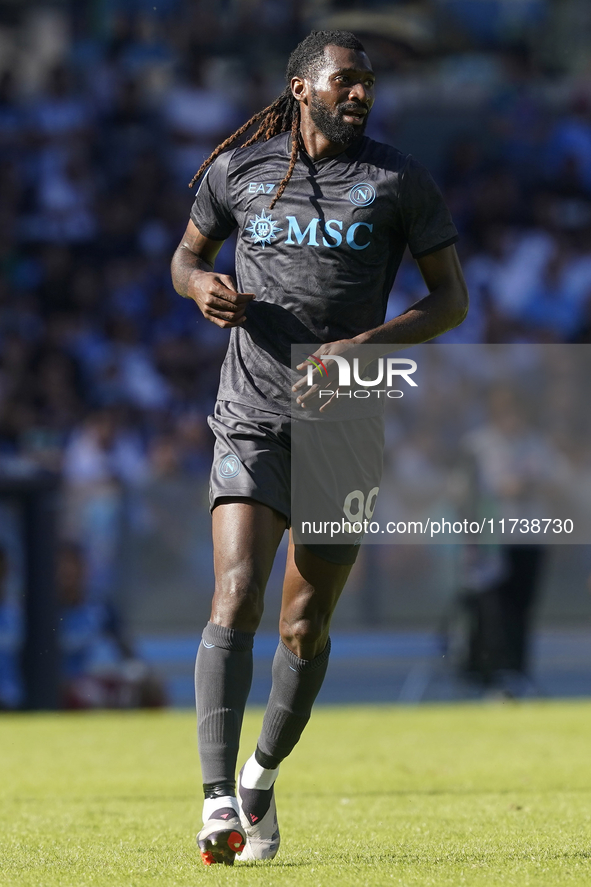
190,132,458,414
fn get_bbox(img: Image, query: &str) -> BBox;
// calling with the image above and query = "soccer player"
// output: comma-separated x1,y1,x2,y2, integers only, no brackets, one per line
171,29,468,866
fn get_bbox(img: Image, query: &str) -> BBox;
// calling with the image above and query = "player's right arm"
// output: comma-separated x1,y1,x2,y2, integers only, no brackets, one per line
171,219,255,329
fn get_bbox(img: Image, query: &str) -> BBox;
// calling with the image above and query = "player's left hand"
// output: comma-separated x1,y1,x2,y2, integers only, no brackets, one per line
292,339,368,412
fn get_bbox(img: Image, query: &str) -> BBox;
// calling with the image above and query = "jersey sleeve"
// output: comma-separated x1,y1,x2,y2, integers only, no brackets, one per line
190,151,237,241
398,157,458,258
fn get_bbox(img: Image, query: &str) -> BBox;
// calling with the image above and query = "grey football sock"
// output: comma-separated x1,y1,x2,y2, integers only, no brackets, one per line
256,638,331,766
195,621,254,788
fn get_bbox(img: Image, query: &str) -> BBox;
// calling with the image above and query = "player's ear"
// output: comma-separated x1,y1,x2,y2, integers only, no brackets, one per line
291,76,308,105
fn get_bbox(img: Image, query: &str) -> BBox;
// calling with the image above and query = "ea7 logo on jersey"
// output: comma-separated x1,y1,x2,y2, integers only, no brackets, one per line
248,182,276,194
349,182,376,206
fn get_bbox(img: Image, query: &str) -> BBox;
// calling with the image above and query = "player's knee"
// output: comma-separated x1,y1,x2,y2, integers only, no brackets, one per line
279,614,329,659
213,571,265,631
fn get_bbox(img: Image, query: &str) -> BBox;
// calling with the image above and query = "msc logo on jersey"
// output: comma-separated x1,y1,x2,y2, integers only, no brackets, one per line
219,454,241,479
245,212,374,250
246,209,283,248
285,216,373,250
349,182,376,207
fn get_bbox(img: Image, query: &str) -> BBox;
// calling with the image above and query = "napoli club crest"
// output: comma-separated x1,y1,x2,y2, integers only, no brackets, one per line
219,454,241,478
349,183,376,207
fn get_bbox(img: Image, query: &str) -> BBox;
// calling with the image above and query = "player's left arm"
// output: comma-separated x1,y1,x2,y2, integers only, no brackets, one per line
354,243,468,347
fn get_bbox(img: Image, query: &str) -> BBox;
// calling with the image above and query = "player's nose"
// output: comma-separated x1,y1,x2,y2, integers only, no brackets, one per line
348,82,371,105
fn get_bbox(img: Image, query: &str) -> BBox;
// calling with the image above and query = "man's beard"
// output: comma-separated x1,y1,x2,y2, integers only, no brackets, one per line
309,89,368,146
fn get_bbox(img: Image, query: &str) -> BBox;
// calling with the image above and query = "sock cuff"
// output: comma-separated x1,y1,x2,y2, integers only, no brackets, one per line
202,621,255,652
255,745,282,771
278,637,331,672
203,780,236,798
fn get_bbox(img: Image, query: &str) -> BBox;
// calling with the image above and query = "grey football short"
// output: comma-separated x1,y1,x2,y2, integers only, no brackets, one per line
208,400,384,566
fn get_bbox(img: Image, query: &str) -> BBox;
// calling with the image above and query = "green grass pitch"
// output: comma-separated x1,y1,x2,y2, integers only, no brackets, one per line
2,701,591,886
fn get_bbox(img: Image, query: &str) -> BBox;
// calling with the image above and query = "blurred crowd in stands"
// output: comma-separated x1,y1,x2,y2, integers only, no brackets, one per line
2,0,591,705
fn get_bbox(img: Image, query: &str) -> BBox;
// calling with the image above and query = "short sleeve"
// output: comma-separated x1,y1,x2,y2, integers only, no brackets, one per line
398,157,458,258
190,151,237,241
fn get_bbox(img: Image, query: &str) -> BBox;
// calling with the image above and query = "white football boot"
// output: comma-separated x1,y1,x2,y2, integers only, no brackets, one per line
196,797,246,866
236,764,280,861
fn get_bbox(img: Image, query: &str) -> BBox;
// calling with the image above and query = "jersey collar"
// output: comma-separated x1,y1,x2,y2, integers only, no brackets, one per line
284,132,366,166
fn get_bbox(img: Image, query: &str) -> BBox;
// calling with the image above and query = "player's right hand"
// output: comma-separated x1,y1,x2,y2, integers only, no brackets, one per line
189,271,255,328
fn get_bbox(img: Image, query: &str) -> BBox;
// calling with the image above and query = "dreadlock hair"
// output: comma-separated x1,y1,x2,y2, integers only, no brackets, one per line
188,30,365,209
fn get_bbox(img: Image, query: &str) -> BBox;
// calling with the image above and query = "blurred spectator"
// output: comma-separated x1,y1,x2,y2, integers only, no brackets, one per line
100,77,160,182
544,95,591,195
117,12,174,86
27,64,92,151
62,409,147,492
25,64,94,232
0,544,23,709
456,387,555,693
488,45,547,183
518,245,588,341
175,411,211,475
160,54,240,184
0,70,24,163
28,151,97,243
62,409,148,601
91,317,171,410
454,544,546,697
58,540,165,709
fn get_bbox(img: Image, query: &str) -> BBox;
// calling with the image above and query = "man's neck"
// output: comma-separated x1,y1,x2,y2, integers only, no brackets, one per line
298,120,359,161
